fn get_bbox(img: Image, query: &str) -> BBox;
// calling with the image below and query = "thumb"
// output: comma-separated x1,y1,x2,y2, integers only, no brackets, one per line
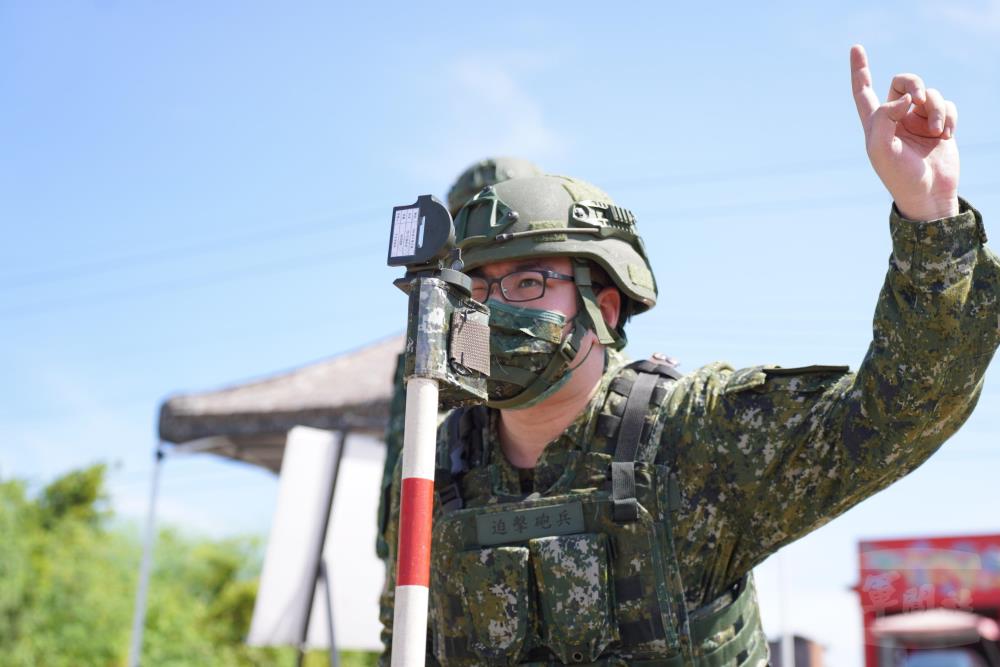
868,93,910,154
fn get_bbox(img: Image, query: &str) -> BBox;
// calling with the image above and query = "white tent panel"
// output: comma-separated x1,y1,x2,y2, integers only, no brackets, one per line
248,426,385,651
248,426,342,647
306,434,385,650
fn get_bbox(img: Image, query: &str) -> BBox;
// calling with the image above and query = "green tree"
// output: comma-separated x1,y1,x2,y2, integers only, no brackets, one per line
37,463,109,529
0,464,378,666
0,465,133,667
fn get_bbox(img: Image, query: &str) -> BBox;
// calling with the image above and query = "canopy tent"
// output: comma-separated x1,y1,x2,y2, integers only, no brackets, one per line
129,334,405,665
157,334,404,469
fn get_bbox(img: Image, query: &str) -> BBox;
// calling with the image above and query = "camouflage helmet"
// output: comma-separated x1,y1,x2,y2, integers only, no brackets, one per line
454,174,657,349
446,157,544,217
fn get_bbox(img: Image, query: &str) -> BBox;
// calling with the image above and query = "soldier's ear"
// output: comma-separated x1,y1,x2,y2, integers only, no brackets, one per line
596,287,621,329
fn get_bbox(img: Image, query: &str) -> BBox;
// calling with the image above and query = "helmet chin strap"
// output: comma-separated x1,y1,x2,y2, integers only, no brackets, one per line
572,259,626,351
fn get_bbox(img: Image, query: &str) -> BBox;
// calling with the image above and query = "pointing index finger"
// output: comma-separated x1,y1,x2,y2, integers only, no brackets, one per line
851,44,880,127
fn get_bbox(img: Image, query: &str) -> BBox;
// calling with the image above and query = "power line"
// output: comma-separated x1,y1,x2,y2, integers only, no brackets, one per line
0,239,381,320
4,173,998,322
5,170,1000,320
0,204,384,291
8,139,1000,293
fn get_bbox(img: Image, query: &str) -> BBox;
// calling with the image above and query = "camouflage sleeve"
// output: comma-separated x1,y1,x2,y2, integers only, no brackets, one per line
664,200,999,603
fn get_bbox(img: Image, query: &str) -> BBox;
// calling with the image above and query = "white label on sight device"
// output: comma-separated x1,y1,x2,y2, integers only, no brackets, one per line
390,207,420,258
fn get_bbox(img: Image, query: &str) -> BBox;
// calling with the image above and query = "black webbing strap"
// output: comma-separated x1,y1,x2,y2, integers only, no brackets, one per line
435,411,465,512
611,370,660,521
436,407,486,513
631,358,683,381
619,610,667,644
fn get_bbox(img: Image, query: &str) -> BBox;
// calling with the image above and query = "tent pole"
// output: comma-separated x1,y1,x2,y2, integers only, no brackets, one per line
299,429,349,666
127,443,165,667
321,559,339,667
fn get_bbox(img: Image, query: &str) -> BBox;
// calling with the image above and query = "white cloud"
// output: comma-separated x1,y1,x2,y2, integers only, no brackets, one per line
449,58,562,153
398,50,570,187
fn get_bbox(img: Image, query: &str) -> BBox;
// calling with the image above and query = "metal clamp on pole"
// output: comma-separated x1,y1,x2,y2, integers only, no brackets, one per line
386,195,490,667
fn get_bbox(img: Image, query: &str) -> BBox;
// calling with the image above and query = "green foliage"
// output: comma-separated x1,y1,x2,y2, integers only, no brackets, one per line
0,465,132,667
298,650,379,667
339,651,380,667
0,464,379,667
36,462,109,529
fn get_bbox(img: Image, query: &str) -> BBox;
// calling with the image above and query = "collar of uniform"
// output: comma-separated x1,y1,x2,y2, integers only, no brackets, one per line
486,348,630,497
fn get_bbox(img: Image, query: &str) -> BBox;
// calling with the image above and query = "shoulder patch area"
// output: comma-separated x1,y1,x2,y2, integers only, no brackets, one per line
761,364,851,393
722,365,851,395
722,366,768,394
762,364,850,377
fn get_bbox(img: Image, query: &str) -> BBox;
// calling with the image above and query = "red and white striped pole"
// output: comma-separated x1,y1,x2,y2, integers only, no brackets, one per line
391,376,439,667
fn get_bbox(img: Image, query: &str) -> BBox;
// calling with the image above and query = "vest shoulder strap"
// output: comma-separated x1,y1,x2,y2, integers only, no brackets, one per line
437,355,682,517
611,356,682,522
436,405,487,512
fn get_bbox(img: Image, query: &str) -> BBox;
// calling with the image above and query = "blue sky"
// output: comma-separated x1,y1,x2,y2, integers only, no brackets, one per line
2,1,1000,663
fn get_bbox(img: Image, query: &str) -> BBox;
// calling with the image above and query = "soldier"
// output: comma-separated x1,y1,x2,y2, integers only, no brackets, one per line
380,46,998,665
377,157,544,561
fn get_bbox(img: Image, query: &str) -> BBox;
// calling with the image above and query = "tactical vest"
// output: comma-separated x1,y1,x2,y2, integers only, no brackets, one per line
429,360,770,666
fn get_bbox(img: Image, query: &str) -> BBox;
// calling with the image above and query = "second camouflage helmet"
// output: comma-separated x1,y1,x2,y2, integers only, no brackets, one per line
454,174,657,348
446,157,544,217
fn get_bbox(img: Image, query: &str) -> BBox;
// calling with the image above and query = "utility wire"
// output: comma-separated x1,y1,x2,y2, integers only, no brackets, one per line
4,168,1000,320
7,139,1000,293
0,204,383,291
0,239,381,320
5,176,1000,321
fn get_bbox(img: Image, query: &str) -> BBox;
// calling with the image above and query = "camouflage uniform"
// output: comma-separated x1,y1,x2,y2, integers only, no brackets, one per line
380,199,999,665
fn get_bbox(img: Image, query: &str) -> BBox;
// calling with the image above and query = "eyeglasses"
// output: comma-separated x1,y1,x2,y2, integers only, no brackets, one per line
469,269,576,303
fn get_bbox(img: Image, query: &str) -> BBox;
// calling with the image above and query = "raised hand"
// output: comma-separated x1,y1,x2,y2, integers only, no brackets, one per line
850,44,960,221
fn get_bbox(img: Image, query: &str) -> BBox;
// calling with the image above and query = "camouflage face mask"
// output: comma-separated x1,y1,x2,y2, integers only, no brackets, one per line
486,301,589,409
